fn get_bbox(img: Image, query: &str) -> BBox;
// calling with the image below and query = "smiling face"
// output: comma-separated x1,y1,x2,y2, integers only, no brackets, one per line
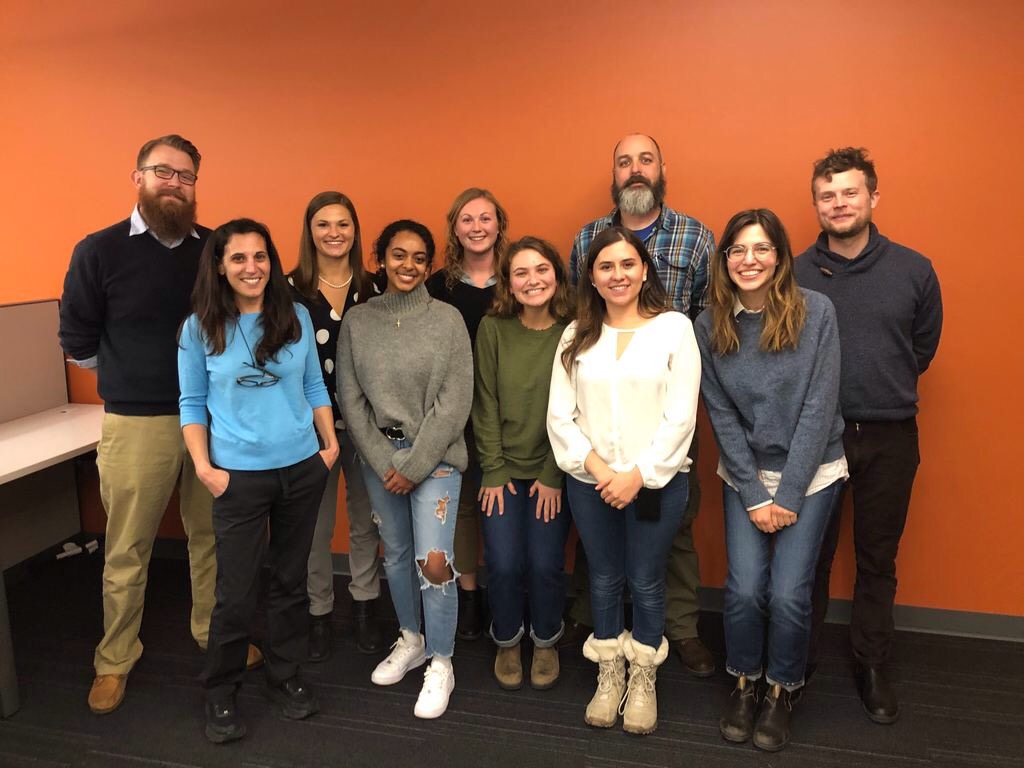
382,230,430,293
455,197,499,259
310,203,355,262
218,232,270,312
591,239,647,310
813,168,879,241
132,144,197,241
509,248,557,312
725,223,778,310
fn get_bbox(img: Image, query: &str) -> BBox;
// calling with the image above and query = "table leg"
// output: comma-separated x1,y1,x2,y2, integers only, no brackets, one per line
0,568,21,717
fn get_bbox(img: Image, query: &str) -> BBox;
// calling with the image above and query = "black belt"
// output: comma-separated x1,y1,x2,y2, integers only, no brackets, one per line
380,426,406,440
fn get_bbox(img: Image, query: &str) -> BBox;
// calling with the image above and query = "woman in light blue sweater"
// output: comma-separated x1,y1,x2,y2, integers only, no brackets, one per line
695,209,846,752
179,219,338,745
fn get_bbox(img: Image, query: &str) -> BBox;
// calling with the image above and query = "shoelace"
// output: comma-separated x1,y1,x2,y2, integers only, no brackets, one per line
595,659,621,695
422,663,449,692
618,664,656,715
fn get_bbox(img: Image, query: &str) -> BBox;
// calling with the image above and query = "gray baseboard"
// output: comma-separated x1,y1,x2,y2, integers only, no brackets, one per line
142,545,1024,644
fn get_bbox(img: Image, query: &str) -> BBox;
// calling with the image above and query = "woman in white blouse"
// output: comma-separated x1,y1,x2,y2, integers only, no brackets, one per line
547,226,700,735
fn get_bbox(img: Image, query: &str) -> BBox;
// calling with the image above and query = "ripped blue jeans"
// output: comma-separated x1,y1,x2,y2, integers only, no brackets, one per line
360,445,461,658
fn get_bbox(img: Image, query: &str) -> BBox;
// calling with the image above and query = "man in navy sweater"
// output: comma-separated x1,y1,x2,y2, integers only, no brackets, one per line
794,147,942,724
59,135,242,715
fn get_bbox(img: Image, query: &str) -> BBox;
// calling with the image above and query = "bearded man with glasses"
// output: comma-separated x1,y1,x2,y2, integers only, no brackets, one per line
59,134,261,715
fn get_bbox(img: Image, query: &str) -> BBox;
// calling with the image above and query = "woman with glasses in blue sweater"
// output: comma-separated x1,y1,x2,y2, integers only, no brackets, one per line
178,218,339,745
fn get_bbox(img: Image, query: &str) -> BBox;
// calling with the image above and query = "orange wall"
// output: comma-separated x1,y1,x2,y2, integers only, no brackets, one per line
3,0,1021,616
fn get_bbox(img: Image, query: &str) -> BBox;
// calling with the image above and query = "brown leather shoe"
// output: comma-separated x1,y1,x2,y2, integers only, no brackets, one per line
530,646,560,690
246,644,264,670
88,674,127,714
494,644,523,690
672,638,715,677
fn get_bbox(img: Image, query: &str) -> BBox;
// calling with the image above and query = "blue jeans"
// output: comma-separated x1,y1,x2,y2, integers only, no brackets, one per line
480,479,571,647
359,442,462,658
723,480,843,690
566,473,688,647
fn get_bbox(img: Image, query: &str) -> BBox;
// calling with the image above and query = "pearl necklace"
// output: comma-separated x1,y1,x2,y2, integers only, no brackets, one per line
318,274,353,290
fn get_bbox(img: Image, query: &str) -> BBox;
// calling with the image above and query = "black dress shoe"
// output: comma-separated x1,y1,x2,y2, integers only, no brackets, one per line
456,587,482,641
352,598,385,654
719,676,758,743
858,666,900,724
266,676,319,720
672,637,715,678
205,694,246,744
753,683,792,752
308,613,332,663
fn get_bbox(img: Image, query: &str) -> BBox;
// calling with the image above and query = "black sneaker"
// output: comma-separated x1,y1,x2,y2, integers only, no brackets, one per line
266,676,319,720
205,695,246,744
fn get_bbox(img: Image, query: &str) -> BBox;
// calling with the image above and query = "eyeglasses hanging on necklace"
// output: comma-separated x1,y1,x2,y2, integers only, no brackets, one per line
235,321,280,388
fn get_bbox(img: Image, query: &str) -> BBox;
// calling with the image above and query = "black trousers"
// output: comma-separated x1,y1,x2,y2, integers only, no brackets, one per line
201,453,328,701
808,418,920,669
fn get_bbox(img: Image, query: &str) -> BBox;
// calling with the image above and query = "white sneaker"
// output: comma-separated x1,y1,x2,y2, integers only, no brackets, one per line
371,631,426,685
413,658,455,719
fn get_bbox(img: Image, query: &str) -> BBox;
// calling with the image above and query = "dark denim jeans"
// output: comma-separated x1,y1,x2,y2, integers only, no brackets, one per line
566,472,688,647
480,478,570,647
723,479,843,690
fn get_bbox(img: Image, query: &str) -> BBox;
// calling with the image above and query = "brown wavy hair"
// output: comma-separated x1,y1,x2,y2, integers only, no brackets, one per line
289,190,373,302
441,187,509,290
188,218,300,364
560,226,668,373
707,208,805,355
489,236,574,323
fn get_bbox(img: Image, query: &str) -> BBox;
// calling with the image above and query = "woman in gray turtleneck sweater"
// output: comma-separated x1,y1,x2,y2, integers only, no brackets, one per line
337,220,472,720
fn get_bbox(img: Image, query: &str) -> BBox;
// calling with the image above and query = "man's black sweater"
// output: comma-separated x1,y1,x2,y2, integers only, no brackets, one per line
794,224,942,422
59,218,211,415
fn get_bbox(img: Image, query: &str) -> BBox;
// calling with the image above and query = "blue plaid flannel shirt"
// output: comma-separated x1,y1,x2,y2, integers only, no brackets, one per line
569,205,714,318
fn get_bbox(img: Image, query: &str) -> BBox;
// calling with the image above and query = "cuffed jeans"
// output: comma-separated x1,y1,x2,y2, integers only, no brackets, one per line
202,453,328,701
566,472,687,647
307,431,382,615
723,479,842,690
360,443,461,658
480,479,570,647
95,414,215,675
809,418,920,669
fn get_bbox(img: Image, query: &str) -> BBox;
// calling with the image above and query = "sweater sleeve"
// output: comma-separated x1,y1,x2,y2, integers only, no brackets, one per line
58,237,105,363
774,298,843,513
546,324,594,478
471,317,509,487
633,315,701,487
913,263,942,374
297,307,330,409
177,315,210,428
391,314,474,484
337,314,396,480
695,318,772,509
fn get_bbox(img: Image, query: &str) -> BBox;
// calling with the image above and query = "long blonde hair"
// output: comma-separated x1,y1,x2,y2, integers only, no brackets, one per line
441,187,509,290
708,208,805,355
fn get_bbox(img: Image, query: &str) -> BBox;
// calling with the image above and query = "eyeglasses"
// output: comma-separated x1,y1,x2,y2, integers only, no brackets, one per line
139,164,198,185
724,243,776,262
236,361,280,388
234,322,279,387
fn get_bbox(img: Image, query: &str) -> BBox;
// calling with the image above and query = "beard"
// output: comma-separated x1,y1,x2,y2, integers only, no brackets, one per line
611,174,666,217
138,186,197,242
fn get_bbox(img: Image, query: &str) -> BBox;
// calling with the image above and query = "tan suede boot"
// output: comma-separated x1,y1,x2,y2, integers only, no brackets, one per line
620,633,669,734
530,645,560,690
581,632,627,727
494,643,523,690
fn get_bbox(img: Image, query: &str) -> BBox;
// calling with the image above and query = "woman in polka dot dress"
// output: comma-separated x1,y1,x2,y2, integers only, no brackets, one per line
289,191,384,661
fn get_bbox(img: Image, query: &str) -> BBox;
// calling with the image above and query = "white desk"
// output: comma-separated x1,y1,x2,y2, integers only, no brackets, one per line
0,403,104,717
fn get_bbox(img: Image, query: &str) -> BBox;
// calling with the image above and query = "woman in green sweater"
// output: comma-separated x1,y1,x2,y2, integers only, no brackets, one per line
472,236,574,690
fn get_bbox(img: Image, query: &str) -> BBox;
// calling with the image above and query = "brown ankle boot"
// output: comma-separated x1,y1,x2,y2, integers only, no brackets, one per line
530,645,560,690
494,643,523,690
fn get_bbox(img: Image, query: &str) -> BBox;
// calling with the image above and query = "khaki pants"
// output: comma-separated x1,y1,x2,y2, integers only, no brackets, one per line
94,414,215,675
